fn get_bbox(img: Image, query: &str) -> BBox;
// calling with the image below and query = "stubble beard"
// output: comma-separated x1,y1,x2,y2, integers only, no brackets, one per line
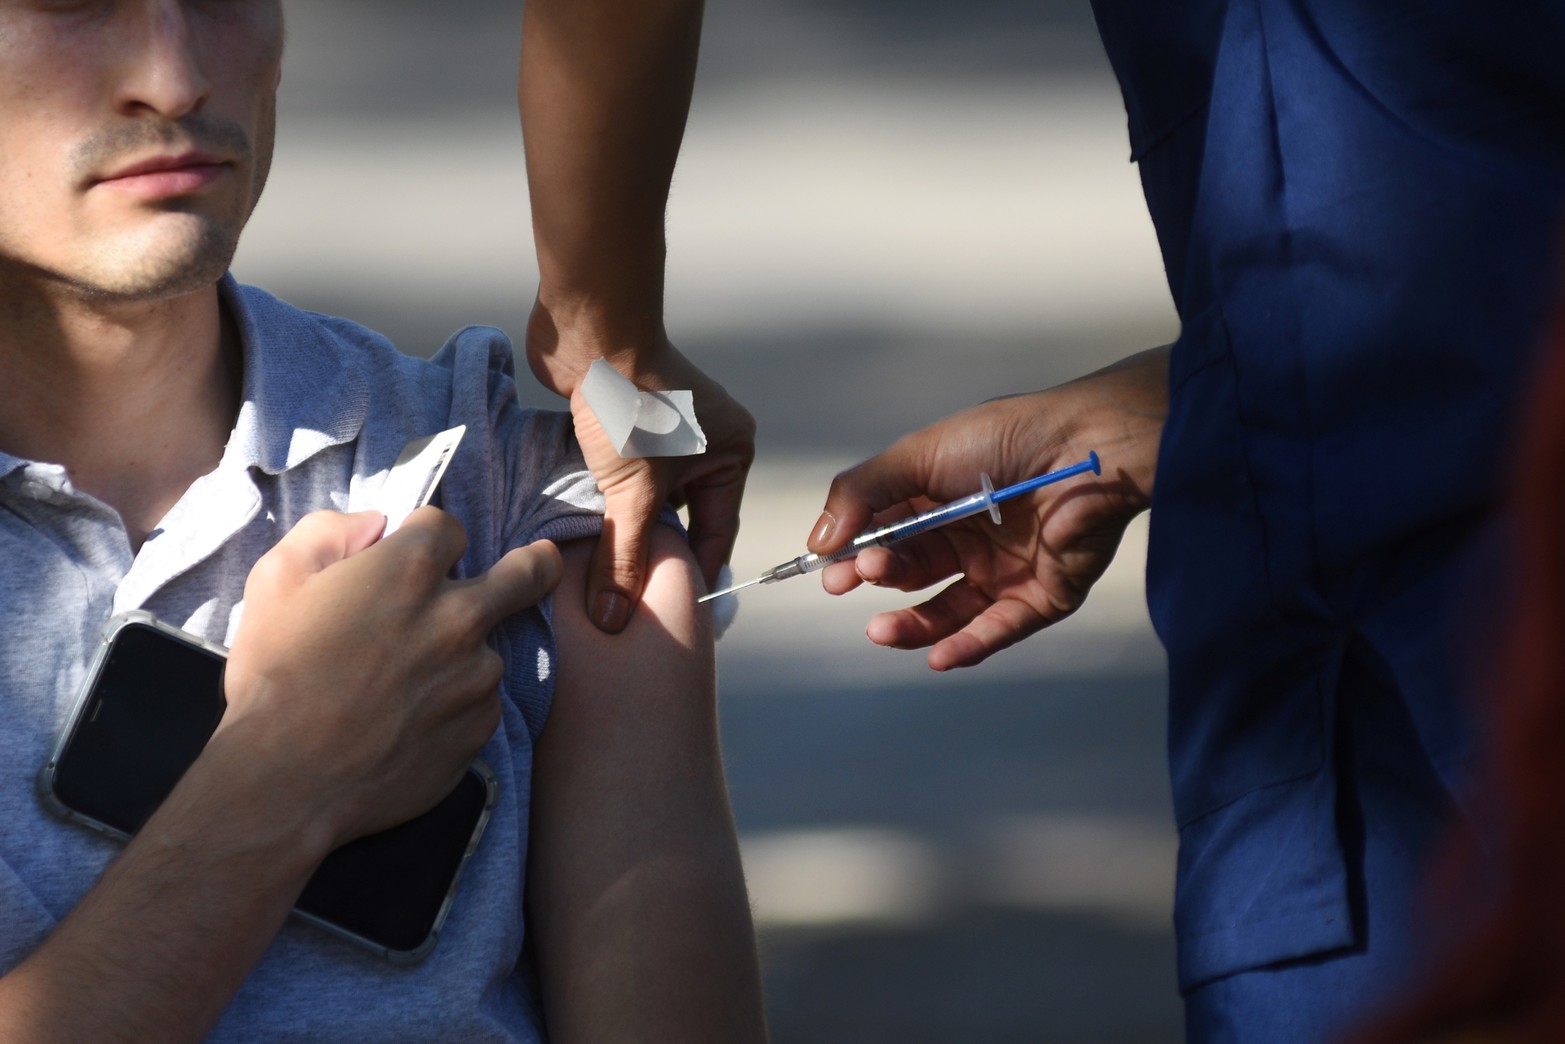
68,215,244,302
54,104,274,304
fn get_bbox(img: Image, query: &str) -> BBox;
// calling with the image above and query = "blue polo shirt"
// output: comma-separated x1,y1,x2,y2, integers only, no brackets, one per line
1092,0,1565,989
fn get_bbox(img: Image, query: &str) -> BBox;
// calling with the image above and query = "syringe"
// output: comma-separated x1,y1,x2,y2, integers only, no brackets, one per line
699,451,1102,602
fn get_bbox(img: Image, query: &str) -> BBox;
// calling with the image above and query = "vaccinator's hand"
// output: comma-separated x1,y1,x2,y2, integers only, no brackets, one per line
809,347,1168,670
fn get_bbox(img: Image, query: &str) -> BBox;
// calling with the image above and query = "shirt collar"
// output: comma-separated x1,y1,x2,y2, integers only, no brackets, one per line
219,274,371,475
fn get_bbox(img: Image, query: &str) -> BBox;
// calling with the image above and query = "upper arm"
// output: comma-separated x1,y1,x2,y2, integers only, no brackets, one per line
525,525,765,1043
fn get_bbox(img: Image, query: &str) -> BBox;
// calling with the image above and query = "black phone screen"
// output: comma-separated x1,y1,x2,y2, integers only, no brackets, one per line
48,619,494,959
297,769,491,953
51,621,227,834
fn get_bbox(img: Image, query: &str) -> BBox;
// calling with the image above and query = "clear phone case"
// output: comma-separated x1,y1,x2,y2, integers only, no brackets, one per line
36,610,227,838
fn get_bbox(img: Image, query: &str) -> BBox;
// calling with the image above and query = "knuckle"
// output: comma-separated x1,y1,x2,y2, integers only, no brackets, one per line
445,595,494,646
408,506,468,549
828,457,869,494
474,648,505,696
603,477,665,515
247,545,288,579
455,655,505,740
518,547,564,596
603,555,644,593
401,526,456,577
243,547,292,593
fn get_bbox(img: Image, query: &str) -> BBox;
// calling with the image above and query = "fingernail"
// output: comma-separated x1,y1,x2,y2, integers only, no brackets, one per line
809,512,836,550
593,591,630,633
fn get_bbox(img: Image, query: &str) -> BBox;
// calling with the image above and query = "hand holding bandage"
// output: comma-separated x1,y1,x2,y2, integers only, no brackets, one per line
580,360,706,459
558,346,754,634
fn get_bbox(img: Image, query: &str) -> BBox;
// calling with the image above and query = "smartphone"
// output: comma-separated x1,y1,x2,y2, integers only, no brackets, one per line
38,612,498,963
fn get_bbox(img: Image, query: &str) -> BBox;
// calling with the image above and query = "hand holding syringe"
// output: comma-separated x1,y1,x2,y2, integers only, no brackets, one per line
700,452,1102,602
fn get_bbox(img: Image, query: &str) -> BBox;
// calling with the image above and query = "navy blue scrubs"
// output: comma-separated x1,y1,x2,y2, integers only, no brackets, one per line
1090,1,1565,1037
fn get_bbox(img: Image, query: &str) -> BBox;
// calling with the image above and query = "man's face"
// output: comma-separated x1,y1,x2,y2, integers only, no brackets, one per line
0,0,284,302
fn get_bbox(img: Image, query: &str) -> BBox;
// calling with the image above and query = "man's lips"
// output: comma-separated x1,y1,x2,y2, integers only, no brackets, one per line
94,153,231,198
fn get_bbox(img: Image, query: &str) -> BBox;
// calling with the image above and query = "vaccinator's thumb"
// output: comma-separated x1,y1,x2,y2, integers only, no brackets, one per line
808,446,930,555
586,502,654,634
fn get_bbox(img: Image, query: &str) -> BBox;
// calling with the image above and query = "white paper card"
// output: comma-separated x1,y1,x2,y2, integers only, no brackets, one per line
580,359,707,458
377,425,466,535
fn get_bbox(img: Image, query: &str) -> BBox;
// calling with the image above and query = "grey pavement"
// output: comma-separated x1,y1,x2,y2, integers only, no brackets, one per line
241,4,1185,1040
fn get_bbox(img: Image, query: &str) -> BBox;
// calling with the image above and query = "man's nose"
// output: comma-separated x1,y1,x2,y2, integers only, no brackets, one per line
112,0,212,121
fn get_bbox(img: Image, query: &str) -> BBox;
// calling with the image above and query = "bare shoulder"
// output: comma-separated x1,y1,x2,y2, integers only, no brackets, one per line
558,524,710,647
545,524,716,742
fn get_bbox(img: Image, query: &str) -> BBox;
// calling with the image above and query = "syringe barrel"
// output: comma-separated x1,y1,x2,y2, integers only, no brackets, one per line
760,491,996,585
850,491,994,550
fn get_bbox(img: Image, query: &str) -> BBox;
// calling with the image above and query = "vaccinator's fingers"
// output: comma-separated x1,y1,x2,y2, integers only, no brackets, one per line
863,578,991,651
587,485,659,633
863,579,1050,670
927,597,1048,672
683,460,749,591
562,382,659,633
850,536,964,593
820,558,865,595
561,347,756,632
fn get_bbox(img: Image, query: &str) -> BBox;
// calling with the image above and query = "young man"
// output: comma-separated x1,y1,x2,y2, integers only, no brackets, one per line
0,2,764,1040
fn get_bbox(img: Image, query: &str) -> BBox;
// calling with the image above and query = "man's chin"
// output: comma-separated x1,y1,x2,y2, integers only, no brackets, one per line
73,266,229,303
69,231,239,302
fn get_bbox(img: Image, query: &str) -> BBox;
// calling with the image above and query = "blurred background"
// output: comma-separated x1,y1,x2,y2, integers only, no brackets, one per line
236,2,1182,1039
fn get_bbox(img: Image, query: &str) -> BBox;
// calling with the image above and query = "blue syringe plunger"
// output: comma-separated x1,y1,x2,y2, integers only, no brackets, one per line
698,451,1103,602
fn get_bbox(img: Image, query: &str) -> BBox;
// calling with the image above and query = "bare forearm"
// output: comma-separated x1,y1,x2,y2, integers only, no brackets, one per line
534,780,761,1042
0,731,329,1041
519,0,704,357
